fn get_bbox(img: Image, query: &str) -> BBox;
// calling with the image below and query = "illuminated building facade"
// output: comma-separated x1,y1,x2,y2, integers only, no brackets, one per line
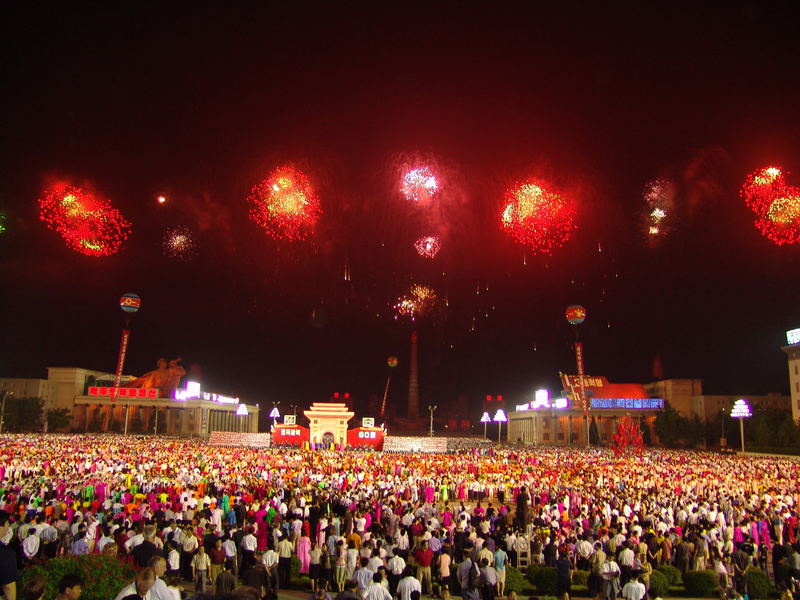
507,375,664,446
0,367,258,435
784,328,800,422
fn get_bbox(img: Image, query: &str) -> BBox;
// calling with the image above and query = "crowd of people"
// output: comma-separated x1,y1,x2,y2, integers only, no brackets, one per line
2,434,800,600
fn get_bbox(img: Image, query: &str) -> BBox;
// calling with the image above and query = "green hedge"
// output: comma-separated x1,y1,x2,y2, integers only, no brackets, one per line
682,570,719,597
505,566,531,594
525,566,558,596
655,564,682,586
648,569,670,597
747,568,773,599
572,570,590,587
21,555,136,600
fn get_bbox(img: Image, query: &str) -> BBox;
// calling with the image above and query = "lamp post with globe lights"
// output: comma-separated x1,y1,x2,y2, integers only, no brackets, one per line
480,411,491,438
494,408,508,444
731,398,752,453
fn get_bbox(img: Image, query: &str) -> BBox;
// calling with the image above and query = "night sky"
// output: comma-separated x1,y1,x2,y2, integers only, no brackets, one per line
2,3,799,421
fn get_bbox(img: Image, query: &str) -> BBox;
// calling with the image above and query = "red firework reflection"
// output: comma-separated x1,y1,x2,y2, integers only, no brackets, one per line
414,235,441,258
248,165,321,240
401,166,439,202
500,180,576,254
741,166,800,246
39,183,131,257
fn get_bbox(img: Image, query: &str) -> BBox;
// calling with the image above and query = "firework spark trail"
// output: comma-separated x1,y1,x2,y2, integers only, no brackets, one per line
741,166,800,246
500,179,576,254
39,183,131,256
248,165,321,240
161,226,198,261
394,284,437,320
414,235,441,258
401,166,439,203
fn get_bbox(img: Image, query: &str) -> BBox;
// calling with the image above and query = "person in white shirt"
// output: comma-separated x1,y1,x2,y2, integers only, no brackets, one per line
113,567,157,600
364,572,392,600
192,546,212,593
147,556,173,600
22,529,40,563
396,567,422,600
621,572,646,600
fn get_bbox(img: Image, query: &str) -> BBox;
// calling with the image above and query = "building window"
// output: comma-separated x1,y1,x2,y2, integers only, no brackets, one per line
543,433,549,441
557,432,564,440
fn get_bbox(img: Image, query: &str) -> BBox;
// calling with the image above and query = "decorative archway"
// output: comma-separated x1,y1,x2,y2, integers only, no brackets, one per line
304,402,354,447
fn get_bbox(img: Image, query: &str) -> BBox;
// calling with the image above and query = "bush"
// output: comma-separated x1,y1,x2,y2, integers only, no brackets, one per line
682,570,719,597
525,566,557,596
655,564,682,586
20,554,136,600
505,566,531,594
290,555,301,587
747,568,773,599
572,570,590,587
648,569,671,598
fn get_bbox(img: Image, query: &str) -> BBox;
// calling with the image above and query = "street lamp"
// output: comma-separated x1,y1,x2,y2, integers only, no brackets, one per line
493,408,508,444
720,405,727,448
731,398,752,453
428,405,437,437
0,391,14,434
269,405,280,427
480,411,491,438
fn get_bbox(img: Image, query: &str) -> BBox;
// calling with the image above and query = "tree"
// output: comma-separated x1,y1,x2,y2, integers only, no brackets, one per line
589,417,601,445
46,408,72,432
654,401,686,447
1,397,44,432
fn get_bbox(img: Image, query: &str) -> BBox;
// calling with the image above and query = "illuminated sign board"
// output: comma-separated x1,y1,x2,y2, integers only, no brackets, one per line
362,417,375,427
174,380,239,405
788,328,800,345
284,415,296,425
590,398,664,410
89,387,157,398
564,376,605,388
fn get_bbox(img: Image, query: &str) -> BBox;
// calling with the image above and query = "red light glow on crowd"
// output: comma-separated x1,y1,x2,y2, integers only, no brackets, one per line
38,183,132,257
500,180,577,254
741,166,800,246
248,165,321,240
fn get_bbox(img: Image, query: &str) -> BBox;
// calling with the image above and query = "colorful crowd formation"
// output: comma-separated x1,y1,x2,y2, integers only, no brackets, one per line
2,434,800,600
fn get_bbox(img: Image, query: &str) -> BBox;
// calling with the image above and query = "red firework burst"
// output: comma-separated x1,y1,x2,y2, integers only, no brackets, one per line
414,235,441,258
401,166,439,203
500,180,577,254
38,183,131,257
248,165,321,240
741,166,800,246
